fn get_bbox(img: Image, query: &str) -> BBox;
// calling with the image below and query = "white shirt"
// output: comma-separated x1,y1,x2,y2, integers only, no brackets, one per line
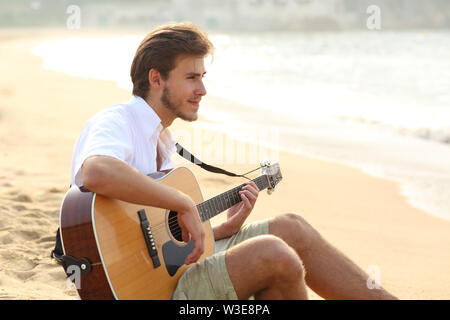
70,96,177,187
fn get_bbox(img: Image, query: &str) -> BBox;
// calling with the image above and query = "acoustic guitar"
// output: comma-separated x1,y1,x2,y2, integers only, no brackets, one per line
59,162,282,299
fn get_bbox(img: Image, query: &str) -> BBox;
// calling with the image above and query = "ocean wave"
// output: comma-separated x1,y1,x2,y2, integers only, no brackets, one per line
338,115,450,145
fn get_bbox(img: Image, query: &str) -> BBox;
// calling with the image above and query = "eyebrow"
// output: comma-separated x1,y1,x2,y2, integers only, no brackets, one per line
185,72,207,77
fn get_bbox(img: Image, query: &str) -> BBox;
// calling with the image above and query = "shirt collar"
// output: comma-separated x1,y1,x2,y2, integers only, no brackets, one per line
128,96,164,139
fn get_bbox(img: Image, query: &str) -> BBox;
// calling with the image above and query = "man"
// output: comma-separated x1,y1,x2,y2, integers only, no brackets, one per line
71,22,397,300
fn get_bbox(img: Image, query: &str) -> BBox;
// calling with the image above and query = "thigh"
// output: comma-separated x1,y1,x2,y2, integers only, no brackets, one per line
172,219,270,300
215,219,270,253
172,251,237,300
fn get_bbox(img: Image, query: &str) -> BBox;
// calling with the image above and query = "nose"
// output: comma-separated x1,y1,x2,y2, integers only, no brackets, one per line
195,80,207,97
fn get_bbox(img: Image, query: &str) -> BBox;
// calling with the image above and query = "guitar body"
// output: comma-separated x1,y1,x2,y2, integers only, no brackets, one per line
60,167,214,300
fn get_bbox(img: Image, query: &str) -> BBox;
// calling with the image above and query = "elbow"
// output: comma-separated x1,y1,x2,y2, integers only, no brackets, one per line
81,157,108,192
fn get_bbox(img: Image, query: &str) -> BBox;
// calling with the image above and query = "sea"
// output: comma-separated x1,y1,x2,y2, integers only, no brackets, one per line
32,30,450,221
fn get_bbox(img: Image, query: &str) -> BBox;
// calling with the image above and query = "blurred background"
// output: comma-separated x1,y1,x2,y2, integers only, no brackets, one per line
2,0,450,30
2,0,450,221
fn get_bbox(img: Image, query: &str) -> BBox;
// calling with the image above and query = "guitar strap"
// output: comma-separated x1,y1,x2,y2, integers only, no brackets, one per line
51,143,260,270
175,143,259,180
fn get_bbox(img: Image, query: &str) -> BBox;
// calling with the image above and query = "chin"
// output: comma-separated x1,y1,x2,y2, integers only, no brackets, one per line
179,112,198,122
188,114,198,122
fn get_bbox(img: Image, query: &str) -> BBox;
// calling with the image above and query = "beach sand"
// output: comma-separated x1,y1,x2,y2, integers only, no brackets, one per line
1,29,449,300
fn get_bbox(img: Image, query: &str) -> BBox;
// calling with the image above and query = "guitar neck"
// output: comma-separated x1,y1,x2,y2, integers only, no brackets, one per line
196,175,269,222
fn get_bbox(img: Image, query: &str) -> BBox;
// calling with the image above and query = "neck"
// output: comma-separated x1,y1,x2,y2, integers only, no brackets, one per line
144,95,175,128
196,175,270,222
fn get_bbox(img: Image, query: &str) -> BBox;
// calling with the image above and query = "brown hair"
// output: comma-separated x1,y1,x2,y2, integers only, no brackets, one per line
130,22,214,99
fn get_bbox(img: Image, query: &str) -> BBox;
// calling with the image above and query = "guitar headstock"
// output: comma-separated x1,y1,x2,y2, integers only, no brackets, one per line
261,160,282,195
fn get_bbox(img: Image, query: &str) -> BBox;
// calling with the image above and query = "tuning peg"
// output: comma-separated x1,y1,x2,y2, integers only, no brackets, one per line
260,159,271,167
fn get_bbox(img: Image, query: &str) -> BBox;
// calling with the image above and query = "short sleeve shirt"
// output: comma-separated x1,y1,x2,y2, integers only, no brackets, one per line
70,96,177,187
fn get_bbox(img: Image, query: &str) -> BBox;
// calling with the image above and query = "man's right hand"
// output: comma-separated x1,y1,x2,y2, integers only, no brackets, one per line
177,196,205,265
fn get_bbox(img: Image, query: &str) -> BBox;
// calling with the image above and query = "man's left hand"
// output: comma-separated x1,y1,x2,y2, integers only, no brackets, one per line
222,181,259,237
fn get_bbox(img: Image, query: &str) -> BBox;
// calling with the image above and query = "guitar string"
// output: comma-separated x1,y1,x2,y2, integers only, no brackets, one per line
142,168,261,239
149,197,255,233
149,191,246,232
147,185,248,232
147,204,238,235
149,202,233,232
148,187,266,233
143,175,267,233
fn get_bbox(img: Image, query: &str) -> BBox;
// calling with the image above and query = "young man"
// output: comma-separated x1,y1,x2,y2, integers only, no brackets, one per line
71,22,397,300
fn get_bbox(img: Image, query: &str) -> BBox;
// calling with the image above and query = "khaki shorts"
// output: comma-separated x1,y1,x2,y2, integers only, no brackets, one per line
171,219,270,300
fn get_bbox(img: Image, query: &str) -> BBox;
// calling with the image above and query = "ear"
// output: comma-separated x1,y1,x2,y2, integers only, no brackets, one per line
148,68,162,89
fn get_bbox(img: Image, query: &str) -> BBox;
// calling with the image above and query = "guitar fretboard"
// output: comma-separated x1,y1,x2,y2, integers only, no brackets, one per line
196,175,269,222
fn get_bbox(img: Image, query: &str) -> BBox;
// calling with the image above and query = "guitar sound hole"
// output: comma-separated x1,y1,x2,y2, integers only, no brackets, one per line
168,210,183,242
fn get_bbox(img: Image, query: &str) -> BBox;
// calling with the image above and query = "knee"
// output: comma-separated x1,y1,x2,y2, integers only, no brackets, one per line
255,235,305,281
272,212,320,252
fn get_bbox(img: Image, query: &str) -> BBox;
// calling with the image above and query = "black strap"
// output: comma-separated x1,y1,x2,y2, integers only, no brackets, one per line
50,228,65,265
175,143,257,180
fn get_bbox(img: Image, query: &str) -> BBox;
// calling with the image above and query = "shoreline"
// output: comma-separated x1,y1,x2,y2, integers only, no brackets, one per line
1,29,450,299
181,93,450,223
30,30,450,224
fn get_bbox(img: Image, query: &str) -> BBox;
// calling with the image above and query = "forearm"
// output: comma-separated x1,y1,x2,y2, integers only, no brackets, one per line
213,222,236,241
82,156,193,212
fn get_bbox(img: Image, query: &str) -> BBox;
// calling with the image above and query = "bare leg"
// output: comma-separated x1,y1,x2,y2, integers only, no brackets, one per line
225,234,308,300
269,213,398,300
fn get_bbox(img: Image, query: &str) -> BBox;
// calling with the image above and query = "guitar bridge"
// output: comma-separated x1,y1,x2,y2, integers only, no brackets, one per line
137,209,161,268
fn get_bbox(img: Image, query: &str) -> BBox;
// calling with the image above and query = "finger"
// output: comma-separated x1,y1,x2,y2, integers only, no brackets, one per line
242,183,259,197
241,190,256,205
178,218,190,243
247,186,259,199
185,233,204,265
241,189,255,200
182,228,190,243
240,192,253,209
185,224,205,260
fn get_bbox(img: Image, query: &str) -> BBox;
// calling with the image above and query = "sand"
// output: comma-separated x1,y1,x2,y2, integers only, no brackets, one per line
0,28,449,300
